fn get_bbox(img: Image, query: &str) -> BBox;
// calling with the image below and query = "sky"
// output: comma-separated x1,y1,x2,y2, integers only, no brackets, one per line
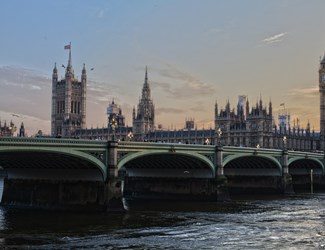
1,0,325,136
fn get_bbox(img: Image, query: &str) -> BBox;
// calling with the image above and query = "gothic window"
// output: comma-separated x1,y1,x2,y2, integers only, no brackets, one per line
74,101,77,114
78,102,80,114
71,101,74,113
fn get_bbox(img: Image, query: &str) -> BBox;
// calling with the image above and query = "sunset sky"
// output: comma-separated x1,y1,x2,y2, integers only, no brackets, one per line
1,0,325,136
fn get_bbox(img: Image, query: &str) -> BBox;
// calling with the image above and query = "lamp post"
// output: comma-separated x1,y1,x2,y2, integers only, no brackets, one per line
283,136,287,150
128,131,133,141
217,127,222,146
205,138,210,145
110,116,118,141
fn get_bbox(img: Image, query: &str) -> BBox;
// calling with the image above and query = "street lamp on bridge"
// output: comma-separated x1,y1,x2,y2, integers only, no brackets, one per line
217,127,222,146
110,116,118,141
283,136,287,150
128,131,134,141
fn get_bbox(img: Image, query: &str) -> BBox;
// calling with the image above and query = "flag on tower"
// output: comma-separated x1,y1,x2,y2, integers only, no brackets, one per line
64,44,71,50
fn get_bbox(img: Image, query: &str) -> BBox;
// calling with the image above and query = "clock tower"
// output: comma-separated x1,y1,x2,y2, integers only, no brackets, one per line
319,53,325,151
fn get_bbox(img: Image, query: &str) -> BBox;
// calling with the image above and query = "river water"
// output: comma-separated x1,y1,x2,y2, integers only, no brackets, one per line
1,193,325,249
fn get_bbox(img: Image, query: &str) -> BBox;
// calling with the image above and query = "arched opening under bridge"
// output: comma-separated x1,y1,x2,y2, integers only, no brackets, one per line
224,155,283,195
118,152,217,201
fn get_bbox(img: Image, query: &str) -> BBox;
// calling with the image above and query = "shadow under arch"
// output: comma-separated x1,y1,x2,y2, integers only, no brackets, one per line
288,157,324,175
117,151,215,178
223,154,282,176
0,148,106,181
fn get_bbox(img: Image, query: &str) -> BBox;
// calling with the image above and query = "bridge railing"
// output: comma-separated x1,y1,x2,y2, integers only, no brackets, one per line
0,137,108,146
117,141,215,152
287,150,324,159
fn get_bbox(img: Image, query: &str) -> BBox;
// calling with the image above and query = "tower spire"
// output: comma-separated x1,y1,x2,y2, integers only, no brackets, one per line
144,65,149,88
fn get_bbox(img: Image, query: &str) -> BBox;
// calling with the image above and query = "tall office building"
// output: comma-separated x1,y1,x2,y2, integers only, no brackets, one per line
51,45,86,137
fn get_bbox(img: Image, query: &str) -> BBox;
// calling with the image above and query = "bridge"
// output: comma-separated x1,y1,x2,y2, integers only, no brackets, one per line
0,137,324,211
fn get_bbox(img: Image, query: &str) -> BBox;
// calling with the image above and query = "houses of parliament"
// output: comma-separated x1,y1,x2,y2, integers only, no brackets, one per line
3,46,325,152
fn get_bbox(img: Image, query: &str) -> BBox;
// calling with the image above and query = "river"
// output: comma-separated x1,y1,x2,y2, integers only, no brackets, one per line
0,193,325,249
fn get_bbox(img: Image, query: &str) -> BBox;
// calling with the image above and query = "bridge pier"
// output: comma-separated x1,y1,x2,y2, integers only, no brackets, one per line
1,179,108,211
215,145,230,201
105,141,124,212
280,149,294,194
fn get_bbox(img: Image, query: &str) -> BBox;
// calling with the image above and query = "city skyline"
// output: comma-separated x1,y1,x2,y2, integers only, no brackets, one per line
1,0,325,135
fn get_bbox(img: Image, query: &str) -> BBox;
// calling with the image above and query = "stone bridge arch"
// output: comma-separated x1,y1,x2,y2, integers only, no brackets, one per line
117,151,215,178
288,157,324,175
223,154,282,176
0,147,107,181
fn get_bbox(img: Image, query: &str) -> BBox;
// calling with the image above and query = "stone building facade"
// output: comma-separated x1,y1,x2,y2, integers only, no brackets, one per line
319,53,325,151
132,67,155,141
214,97,319,151
0,120,16,137
67,54,323,152
51,45,86,137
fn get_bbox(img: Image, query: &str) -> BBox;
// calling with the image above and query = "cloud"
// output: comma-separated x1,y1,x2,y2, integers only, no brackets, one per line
262,32,287,45
90,7,109,19
0,66,51,120
275,85,319,129
0,66,49,88
190,106,207,112
209,28,223,33
151,64,216,99
87,79,124,103
30,85,41,90
155,107,185,115
287,85,318,98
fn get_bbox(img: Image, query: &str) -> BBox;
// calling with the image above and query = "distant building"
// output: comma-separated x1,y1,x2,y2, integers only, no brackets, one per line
74,99,131,141
214,97,319,151
319,52,325,151
0,120,16,137
19,122,25,137
185,118,195,130
278,108,290,133
107,100,125,127
65,59,321,151
237,95,247,120
51,45,86,137
146,119,214,145
132,67,155,141
215,97,274,148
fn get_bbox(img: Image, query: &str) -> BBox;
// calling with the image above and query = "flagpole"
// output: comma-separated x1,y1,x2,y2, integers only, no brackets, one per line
68,42,71,66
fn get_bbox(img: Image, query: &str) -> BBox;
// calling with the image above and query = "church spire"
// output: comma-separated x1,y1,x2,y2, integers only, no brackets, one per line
145,65,148,82
142,66,150,99
53,62,57,73
52,62,58,80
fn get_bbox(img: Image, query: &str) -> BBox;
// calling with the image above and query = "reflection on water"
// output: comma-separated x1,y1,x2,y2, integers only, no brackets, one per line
1,193,325,249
